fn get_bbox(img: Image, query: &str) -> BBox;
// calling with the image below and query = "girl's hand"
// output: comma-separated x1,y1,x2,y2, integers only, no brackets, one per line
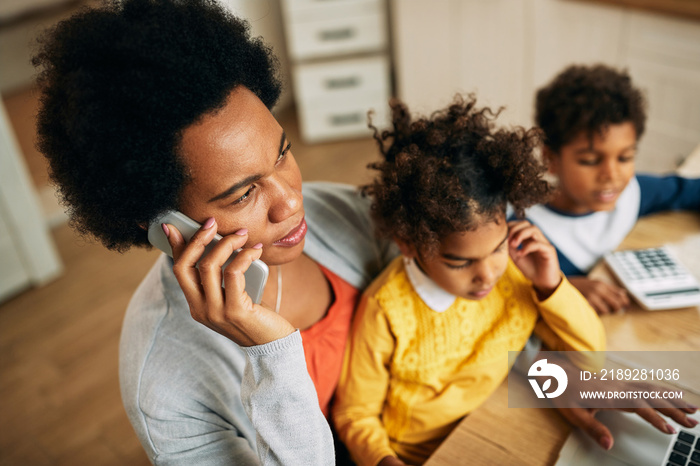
507,220,562,300
165,218,295,347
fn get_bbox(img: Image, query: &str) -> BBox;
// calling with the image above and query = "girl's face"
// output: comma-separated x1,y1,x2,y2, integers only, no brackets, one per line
177,86,304,266
547,122,637,214
407,216,510,300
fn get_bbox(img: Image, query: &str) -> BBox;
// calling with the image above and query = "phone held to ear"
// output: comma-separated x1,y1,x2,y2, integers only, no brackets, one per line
147,211,269,304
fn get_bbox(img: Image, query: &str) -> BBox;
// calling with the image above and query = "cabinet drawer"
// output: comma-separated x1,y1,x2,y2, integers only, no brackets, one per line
285,12,386,60
283,0,381,23
297,99,390,142
293,56,390,102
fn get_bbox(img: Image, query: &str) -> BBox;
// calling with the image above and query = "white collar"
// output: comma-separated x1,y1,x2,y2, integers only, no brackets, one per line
403,257,457,312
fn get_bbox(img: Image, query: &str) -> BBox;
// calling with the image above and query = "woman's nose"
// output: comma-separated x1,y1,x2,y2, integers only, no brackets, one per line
267,176,302,223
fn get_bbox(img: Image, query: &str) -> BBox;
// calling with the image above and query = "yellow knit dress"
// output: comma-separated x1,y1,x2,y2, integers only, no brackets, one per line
333,256,605,465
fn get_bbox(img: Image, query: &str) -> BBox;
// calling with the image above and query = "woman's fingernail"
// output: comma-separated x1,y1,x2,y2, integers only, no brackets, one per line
600,436,612,450
665,424,676,434
688,417,699,426
161,223,170,237
234,228,248,236
203,217,215,229
252,243,263,249
688,404,699,410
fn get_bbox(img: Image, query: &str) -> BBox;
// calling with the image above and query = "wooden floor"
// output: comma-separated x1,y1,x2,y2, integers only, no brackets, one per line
0,85,381,465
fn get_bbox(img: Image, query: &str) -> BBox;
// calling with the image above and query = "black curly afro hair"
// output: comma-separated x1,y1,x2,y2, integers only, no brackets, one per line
33,0,282,251
535,64,646,153
362,95,551,257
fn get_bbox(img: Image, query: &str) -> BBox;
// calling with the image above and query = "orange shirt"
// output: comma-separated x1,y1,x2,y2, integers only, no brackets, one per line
301,265,359,417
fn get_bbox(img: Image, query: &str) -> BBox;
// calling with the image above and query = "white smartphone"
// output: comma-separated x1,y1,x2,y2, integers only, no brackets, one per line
147,211,269,304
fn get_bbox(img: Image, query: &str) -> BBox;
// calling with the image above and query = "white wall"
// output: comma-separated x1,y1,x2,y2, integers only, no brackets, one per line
391,0,700,173
0,0,293,112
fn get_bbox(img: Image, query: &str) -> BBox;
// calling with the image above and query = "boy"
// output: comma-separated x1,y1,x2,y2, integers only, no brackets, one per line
527,64,700,314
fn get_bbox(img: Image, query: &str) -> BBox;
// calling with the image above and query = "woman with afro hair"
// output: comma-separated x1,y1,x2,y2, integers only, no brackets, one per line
33,0,398,463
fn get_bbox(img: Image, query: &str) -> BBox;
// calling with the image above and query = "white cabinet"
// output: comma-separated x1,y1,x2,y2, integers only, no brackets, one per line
0,100,62,303
292,56,390,141
281,0,391,143
391,0,700,173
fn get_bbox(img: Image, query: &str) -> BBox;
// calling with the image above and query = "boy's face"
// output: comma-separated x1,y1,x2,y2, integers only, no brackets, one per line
547,122,637,214
404,216,510,300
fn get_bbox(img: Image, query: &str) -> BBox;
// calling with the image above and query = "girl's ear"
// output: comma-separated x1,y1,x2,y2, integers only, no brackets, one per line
394,238,418,259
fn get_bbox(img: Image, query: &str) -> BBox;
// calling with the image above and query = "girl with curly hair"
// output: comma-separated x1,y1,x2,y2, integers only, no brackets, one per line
332,96,606,465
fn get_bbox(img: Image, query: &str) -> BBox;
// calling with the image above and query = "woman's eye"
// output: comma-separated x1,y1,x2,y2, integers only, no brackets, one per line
231,186,255,206
277,142,292,163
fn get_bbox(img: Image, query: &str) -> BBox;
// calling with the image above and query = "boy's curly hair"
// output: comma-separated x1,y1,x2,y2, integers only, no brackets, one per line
33,0,282,251
363,95,551,257
535,64,646,153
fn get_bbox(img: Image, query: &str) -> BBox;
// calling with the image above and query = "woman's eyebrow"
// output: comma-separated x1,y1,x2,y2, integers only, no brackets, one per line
208,174,262,203
207,131,287,203
278,130,287,155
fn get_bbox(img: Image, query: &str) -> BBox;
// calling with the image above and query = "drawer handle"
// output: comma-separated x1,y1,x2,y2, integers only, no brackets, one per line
319,28,355,41
325,76,360,89
329,113,363,126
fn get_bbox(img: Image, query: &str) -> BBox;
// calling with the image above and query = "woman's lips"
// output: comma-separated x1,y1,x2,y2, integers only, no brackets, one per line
273,217,307,247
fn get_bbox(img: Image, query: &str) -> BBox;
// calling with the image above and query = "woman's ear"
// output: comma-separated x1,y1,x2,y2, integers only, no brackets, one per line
394,238,418,259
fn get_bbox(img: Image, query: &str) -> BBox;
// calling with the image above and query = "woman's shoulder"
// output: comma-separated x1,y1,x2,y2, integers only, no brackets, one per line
302,181,370,222
302,182,400,289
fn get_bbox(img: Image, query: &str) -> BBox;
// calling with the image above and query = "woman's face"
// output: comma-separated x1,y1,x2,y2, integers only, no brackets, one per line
178,86,305,266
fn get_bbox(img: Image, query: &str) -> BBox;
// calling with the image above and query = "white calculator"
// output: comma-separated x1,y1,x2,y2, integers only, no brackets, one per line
604,246,700,311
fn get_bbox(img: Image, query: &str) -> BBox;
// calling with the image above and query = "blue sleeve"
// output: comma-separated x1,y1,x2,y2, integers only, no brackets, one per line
637,174,700,217
557,249,584,276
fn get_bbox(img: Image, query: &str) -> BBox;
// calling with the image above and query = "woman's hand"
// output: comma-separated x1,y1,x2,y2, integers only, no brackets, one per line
548,360,698,450
165,218,295,347
556,405,698,450
568,277,629,315
507,221,562,300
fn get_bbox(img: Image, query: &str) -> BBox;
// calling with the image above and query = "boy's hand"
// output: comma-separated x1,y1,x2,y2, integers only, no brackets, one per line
568,277,629,315
508,221,562,300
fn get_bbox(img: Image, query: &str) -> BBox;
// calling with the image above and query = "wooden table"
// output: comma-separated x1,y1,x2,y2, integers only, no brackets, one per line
425,211,700,466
